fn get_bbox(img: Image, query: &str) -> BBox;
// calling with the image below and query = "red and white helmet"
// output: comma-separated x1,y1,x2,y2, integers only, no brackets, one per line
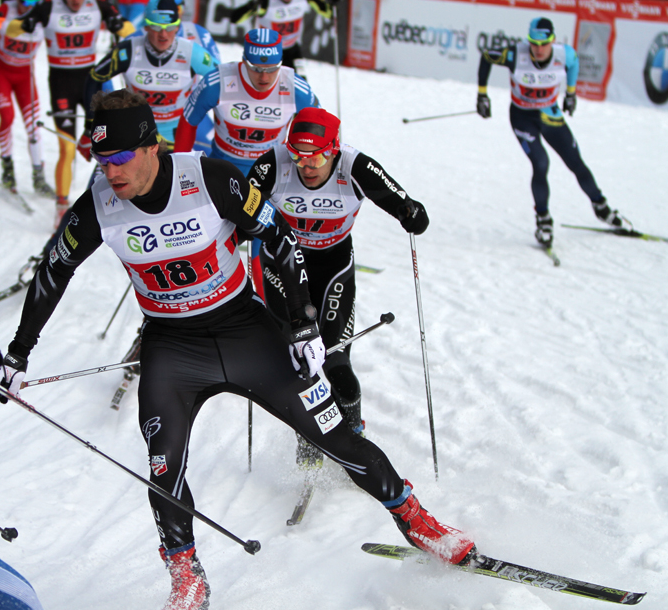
287,107,341,156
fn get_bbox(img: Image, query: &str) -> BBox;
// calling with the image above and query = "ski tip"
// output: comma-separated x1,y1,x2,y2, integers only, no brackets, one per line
631,592,647,605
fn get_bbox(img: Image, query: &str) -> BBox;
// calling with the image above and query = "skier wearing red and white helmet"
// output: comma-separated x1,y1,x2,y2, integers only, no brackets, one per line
248,106,429,466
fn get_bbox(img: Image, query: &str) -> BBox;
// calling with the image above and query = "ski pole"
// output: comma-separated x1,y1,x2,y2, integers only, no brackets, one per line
246,247,253,473
402,110,477,124
28,36,37,145
99,282,132,340
35,121,76,144
22,314,396,390
332,5,342,121
327,312,394,355
409,233,439,480
1,527,18,543
21,360,141,389
46,110,87,119
0,385,261,555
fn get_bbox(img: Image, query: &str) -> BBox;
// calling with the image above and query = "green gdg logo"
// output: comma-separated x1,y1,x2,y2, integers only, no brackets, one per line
127,226,158,253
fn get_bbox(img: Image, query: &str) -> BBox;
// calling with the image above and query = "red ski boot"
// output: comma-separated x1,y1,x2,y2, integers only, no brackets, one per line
160,544,211,610
389,480,476,565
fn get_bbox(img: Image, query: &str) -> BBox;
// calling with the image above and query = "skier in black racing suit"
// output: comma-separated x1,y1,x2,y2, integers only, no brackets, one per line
248,106,430,468
0,90,475,610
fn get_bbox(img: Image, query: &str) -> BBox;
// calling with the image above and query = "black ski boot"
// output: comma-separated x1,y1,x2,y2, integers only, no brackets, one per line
592,197,631,230
32,163,55,197
2,156,16,191
534,213,554,247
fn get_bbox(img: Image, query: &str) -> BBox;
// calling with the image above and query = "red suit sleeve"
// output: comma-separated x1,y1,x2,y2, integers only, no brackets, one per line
173,115,198,152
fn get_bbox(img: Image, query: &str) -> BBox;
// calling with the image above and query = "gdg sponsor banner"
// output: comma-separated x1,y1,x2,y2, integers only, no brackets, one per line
343,0,668,109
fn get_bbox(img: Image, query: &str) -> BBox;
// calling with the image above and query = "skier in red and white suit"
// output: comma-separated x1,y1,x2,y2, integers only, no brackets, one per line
0,0,53,195
12,0,134,225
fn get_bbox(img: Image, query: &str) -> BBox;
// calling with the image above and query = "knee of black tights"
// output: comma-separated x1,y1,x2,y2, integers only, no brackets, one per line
324,363,362,430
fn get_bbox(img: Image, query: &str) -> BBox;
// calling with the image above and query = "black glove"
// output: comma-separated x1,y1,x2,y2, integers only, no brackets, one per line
106,13,125,35
399,201,429,235
0,352,28,404
230,0,266,23
563,92,577,116
476,93,491,119
18,13,39,35
309,0,335,17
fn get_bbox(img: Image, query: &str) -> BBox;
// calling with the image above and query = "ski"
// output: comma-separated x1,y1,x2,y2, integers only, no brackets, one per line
354,264,383,274
110,330,142,410
361,543,646,605
3,186,35,215
535,244,560,266
562,224,668,244
286,479,316,526
110,371,137,410
0,280,28,302
543,245,561,266
0,256,42,302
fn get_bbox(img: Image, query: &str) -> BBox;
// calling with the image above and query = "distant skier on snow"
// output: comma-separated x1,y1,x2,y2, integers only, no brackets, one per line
476,17,631,247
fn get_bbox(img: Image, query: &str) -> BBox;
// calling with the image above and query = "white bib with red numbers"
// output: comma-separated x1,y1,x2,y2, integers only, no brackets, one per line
510,42,567,110
44,0,101,68
269,144,362,250
92,152,247,318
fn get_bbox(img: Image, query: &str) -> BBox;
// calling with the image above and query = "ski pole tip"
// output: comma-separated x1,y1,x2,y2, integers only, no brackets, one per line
244,539,261,555
401,118,409,124
380,312,395,324
1,527,18,543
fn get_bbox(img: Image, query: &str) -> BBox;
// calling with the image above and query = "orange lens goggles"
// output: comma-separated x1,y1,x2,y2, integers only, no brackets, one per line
286,142,335,168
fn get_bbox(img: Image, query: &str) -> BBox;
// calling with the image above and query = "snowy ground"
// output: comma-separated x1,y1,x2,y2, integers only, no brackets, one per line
1,37,667,610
